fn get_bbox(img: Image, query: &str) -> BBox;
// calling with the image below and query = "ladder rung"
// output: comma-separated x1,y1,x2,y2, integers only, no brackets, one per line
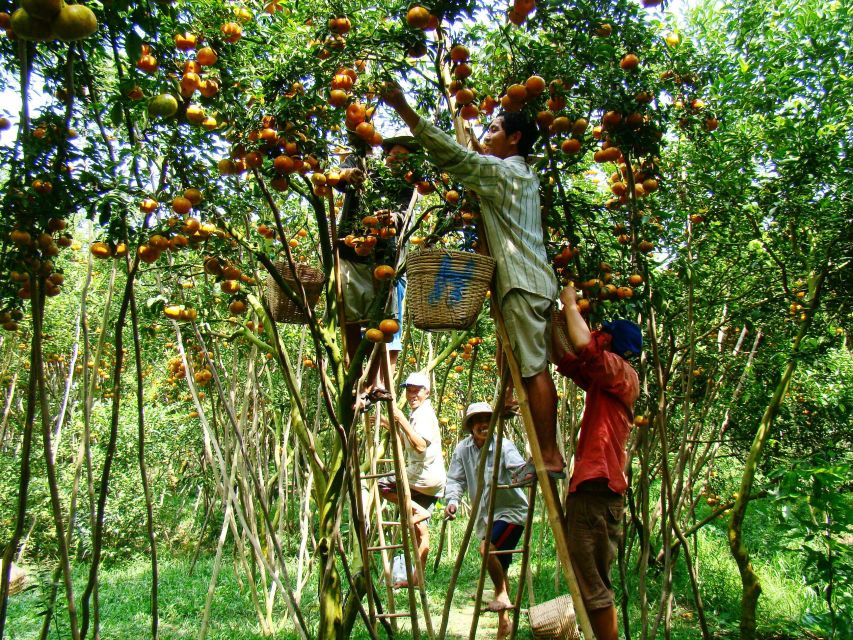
490,548,524,556
368,543,404,552
362,472,394,480
376,458,394,463
381,521,401,526
496,482,532,490
376,612,413,619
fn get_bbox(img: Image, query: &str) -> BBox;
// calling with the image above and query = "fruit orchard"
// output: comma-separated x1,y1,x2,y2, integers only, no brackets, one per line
0,0,850,639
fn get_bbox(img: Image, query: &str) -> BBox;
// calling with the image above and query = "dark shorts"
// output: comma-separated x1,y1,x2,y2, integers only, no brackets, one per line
565,480,625,611
490,520,525,570
378,480,439,514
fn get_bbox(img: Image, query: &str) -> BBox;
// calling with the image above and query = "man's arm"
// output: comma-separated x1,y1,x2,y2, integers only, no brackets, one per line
380,82,508,195
559,285,591,352
443,446,467,517
392,405,427,454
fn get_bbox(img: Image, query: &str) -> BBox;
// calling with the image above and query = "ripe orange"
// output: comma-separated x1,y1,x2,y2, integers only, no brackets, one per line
229,299,247,315
537,110,555,129
460,104,479,120
572,118,588,135
620,53,639,71
345,102,366,125
172,196,192,214
185,105,206,125
379,319,400,335
406,5,431,29
365,328,385,343
355,121,374,140
329,89,348,107
561,138,581,154
525,75,546,96
90,241,112,258
196,47,218,66
220,21,242,43
374,265,395,280
138,245,161,263
628,274,643,286
455,88,474,105
454,63,472,79
174,32,197,50
183,188,203,205
602,110,622,128
445,190,460,204
449,44,469,63
506,83,528,103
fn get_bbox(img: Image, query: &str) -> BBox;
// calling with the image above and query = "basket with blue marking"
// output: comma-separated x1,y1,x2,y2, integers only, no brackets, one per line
405,247,495,331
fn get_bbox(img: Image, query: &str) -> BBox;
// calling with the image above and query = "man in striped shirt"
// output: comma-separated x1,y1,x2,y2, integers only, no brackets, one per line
381,83,564,481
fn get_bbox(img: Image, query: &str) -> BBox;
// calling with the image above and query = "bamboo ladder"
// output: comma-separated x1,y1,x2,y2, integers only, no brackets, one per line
348,346,436,638
466,407,538,640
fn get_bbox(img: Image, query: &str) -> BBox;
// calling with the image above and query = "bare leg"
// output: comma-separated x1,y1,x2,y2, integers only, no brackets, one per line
588,605,618,640
366,348,399,392
345,322,363,364
522,370,563,471
381,490,427,586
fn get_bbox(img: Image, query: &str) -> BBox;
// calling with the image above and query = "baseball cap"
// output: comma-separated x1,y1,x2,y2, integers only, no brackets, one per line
463,402,494,431
602,319,642,358
401,371,430,390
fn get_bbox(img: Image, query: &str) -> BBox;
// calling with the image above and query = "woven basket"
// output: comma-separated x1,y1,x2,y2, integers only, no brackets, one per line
406,247,495,331
528,594,580,640
264,262,325,324
550,307,576,363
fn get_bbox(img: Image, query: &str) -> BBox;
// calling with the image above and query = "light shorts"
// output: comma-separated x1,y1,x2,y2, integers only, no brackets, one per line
500,289,553,378
340,259,405,351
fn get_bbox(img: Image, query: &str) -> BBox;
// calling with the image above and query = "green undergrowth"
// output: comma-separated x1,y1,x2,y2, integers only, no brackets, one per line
6,509,824,639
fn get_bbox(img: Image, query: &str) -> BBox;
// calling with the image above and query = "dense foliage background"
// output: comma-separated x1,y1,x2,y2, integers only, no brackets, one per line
0,0,849,638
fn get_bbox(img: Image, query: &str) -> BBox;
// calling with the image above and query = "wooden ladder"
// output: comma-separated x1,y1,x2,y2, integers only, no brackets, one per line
350,346,436,638
467,409,538,640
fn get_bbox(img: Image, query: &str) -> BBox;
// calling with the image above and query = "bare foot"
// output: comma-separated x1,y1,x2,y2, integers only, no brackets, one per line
496,611,511,639
487,594,513,612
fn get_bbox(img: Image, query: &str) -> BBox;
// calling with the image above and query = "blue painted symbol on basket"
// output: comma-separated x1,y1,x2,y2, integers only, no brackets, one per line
429,255,475,305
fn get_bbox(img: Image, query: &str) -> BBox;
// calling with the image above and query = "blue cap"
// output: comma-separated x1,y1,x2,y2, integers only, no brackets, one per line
602,320,642,358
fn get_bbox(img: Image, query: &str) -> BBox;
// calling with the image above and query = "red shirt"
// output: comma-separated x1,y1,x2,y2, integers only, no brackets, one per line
557,331,639,495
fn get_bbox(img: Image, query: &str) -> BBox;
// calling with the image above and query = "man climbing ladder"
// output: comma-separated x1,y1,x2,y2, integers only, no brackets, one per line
380,82,564,482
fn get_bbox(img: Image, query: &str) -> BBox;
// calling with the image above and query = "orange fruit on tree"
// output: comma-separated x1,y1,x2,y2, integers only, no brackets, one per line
628,274,644,286
229,299,247,315
365,328,385,343
379,319,400,335
174,32,197,50
537,110,555,129
186,105,206,125
525,75,546,96
197,47,218,66
620,53,640,71
506,83,528,103
138,245,161,263
183,188,203,205
220,21,242,43
374,264,395,280
561,138,582,154
454,63,472,79
90,241,112,258
406,5,431,29
355,121,374,141
449,44,469,62
572,118,588,135
455,88,474,105
345,102,366,125
329,89,348,107
199,79,220,98
460,104,479,120
172,196,192,214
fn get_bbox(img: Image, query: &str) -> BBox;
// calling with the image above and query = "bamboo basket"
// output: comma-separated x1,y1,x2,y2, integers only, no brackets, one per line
528,594,580,640
405,247,494,331
264,262,325,324
550,307,576,362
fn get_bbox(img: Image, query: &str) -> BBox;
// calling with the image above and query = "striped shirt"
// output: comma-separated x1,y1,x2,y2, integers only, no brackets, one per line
444,436,529,539
412,118,557,303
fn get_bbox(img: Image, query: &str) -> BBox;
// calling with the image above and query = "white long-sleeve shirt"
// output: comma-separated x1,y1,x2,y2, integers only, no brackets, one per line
444,435,529,539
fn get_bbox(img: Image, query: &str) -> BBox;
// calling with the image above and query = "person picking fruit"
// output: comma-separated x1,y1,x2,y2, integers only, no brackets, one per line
551,283,641,640
380,81,564,483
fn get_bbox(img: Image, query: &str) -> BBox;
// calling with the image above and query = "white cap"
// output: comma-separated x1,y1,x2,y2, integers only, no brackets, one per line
463,401,494,430
401,371,430,391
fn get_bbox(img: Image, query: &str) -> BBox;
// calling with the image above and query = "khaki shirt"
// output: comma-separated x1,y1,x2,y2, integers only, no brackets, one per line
412,119,558,304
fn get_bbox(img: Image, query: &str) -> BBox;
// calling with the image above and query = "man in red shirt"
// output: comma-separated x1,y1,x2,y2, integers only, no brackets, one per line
552,284,641,640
